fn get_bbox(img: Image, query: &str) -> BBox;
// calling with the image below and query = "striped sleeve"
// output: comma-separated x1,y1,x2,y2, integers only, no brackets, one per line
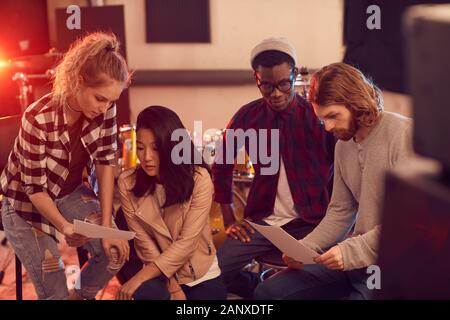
19,110,48,195
94,103,118,165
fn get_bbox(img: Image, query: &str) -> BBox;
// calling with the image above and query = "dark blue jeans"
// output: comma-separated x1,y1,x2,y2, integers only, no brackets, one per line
217,218,315,299
133,275,227,300
254,264,373,300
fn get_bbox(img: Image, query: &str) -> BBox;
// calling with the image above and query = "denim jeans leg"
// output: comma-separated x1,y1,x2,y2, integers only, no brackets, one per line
217,223,278,298
347,268,373,300
254,264,352,300
1,199,68,300
217,218,316,299
55,184,124,299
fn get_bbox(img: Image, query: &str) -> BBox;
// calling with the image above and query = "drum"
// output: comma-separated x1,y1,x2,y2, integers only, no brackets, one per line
203,129,255,179
233,150,255,180
295,66,311,99
118,124,137,170
8,50,62,115
12,71,53,114
210,187,247,249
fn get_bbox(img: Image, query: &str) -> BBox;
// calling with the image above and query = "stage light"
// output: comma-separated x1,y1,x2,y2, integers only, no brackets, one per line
0,48,9,69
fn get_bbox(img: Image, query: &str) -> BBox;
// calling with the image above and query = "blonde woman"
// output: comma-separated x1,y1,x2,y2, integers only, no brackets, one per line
0,32,131,300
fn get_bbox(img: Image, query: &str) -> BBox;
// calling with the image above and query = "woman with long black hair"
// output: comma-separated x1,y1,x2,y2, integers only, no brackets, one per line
117,106,226,300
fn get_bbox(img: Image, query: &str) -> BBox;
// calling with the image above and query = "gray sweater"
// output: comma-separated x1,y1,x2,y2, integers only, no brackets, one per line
301,111,414,270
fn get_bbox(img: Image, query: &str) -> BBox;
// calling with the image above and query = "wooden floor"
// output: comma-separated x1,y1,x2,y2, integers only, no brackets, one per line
0,232,121,300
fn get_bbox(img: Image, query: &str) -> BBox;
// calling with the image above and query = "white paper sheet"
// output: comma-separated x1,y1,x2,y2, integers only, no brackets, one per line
73,219,135,240
247,221,319,264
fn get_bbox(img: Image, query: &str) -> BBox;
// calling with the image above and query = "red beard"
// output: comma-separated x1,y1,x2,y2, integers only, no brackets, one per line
332,117,358,141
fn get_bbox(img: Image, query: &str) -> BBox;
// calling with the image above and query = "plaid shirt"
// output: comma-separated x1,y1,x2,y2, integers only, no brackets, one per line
212,94,335,225
0,93,117,239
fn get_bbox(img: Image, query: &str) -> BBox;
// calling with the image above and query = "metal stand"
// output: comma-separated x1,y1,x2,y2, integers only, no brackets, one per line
15,255,22,300
12,70,53,114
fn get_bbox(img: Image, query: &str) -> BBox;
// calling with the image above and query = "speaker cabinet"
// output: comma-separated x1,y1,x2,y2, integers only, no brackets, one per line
404,4,450,173
377,159,450,299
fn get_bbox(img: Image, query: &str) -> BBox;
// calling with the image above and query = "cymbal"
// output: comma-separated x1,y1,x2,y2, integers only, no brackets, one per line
9,50,62,73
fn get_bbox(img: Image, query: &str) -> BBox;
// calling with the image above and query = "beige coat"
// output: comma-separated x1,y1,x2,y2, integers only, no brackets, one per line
117,166,216,284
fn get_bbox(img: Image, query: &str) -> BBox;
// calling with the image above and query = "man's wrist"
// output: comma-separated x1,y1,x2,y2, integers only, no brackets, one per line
223,217,236,227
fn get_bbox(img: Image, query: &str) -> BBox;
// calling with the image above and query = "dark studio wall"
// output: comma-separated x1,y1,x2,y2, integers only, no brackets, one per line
343,0,450,93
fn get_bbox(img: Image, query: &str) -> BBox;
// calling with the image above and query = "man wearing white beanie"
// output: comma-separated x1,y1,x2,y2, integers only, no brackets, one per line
212,37,336,298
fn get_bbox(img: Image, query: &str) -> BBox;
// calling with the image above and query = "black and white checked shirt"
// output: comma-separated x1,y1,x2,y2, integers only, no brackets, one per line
0,93,118,239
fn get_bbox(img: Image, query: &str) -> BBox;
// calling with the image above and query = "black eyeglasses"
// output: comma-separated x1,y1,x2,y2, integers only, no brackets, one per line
255,72,296,95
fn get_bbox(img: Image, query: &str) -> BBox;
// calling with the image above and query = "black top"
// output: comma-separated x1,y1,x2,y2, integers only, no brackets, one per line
58,117,90,198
